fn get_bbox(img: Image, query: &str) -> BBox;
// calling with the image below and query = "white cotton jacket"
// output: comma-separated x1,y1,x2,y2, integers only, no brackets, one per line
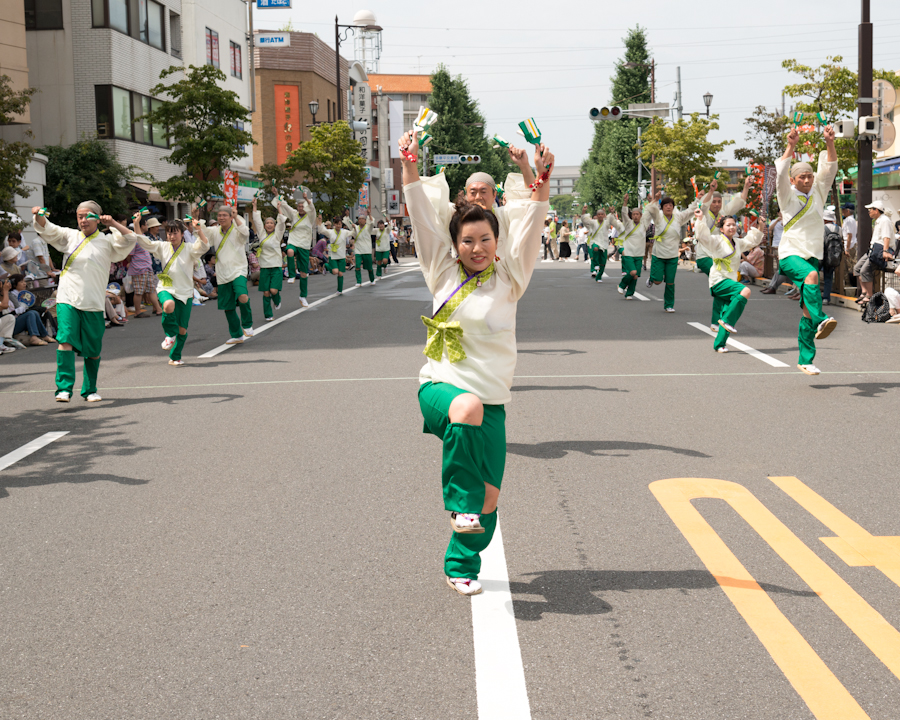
374,227,391,252
647,201,698,259
317,225,350,259
205,220,250,284
34,218,136,312
776,153,838,261
252,211,287,269
696,195,747,259
618,205,653,257
408,173,548,405
283,199,316,250
137,235,210,302
694,222,764,287
581,213,623,248
344,216,374,254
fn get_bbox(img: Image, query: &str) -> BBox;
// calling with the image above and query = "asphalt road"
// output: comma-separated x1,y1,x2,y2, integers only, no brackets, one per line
1,257,899,720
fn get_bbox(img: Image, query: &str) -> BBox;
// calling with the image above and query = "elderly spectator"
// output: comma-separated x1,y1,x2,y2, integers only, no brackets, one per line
739,243,765,284
0,277,25,351
129,218,163,317
1,246,20,276
6,273,54,345
853,201,896,305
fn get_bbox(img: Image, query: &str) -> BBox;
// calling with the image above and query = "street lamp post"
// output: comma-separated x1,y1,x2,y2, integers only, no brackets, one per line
309,99,320,126
703,92,714,118
334,15,382,122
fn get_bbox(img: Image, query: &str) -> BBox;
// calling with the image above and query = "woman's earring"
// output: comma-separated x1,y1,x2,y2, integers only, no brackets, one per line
495,255,500,262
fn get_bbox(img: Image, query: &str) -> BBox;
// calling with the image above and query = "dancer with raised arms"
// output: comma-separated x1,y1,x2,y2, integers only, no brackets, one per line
645,191,699,312
374,219,392,278
616,194,653,299
282,191,316,307
345,209,375,287
399,128,553,597
32,202,137,401
251,197,287,322
581,204,622,282
316,216,353,295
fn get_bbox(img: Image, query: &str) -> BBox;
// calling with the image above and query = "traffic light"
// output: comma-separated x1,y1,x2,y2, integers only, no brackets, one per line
460,155,481,165
589,106,623,121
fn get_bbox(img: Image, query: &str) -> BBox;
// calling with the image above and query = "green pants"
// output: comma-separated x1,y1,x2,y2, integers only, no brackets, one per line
355,252,374,284
55,303,105,397
327,258,346,292
419,381,507,580
595,247,608,280
288,245,310,297
779,255,828,365
158,291,192,361
650,256,678,309
375,251,390,276
709,279,748,350
217,275,253,338
618,256,642,297
259,267,283,318
696,256,713,276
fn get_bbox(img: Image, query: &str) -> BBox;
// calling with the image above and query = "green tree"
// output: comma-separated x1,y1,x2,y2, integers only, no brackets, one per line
286,121,366,220
577,27,652,211
143,64,255,204
781,56,900,174
40,139,140,229
549,193,577,217
0,75,37,237
426,65,514,200
639,113,733,207
733,106,791,217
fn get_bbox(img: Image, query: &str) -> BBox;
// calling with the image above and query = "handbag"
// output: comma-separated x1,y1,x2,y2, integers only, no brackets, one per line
868,243,887,271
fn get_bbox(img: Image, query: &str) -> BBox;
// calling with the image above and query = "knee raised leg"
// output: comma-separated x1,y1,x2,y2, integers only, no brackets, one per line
238,294,249,304
805,270,819,285
178,327,187,335
162,299,175,314
482,483,500,514
448,393,484,426
740,287,751,299
287,248,295,257
630,270,637,278
300,272,308,278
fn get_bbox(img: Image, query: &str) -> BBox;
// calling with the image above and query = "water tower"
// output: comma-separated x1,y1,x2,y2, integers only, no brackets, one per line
352,10,382,74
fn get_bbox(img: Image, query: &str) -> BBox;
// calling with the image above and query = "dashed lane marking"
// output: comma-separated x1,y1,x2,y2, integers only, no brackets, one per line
687,321,790,368
0,432,68,472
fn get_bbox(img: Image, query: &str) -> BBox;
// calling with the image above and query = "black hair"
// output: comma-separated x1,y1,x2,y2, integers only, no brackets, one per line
6,231,21,242
716,216,736,230
9,273,25,287
660,197,675,209
164,220,183,235
449,198,499,245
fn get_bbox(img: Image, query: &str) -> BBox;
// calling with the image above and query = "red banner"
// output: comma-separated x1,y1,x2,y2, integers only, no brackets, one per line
275,85,299,165
223,170,238,205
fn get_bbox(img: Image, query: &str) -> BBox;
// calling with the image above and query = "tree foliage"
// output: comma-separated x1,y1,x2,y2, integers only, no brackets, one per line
427,65,514,200
577,27,652,211
286,121,367,220
0,75,37,236
638,114,733,207
144,64,255,204
40,139,141,228
781,56,900,174
734,105,791,166
549,193,577,217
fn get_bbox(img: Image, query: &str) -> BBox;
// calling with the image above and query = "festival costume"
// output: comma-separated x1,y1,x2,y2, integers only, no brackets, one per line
694,221,763,350
646,200,698,309
345,216,375,285
34,217,136,397
252,210,287,319
317,224,351,293
775,152,838,365
136,233,209,361
581,213,623,281
409,172,547,581
696,195,746,322
374,227,391,276
206,219,252,339
617,204,653,297
282,199,316,298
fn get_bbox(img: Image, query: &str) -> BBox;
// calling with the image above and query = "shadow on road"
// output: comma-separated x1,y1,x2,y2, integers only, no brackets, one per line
510,569,817,621
511,385,627,393
507,440,710,460
809,382,900,398
518,349,587,356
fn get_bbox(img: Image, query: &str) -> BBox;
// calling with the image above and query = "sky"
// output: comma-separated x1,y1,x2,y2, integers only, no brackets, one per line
253,0,900,168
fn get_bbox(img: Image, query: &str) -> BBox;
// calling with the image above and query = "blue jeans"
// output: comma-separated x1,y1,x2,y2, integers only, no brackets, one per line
14,309,47,337
576,243,589,260
821,263,834,301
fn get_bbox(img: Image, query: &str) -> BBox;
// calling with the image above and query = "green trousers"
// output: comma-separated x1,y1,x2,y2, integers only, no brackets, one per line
287,245,310,298
595,248,608,279
695,257,716,324
650,256,678,309
696,256,713,277
259,267,283,318
375,251,390,276
327,258,346,292
355,253,374,284
618,256,642,297
217,276,253,338
158,291,192,361
710,279,748,350
55,303,105,397
419,381,507,580
779,255,828,365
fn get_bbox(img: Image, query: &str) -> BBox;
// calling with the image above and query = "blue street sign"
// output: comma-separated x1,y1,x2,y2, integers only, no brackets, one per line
257,0,291,7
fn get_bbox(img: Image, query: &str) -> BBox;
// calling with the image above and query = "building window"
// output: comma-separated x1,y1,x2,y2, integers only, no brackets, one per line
92,0,165,51
25,0,64,30
95,84,169,148
206,28,219,68
169,12,181,58
230,41,242,79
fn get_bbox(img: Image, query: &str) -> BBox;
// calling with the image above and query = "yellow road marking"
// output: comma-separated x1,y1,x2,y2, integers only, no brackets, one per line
651,478,873,720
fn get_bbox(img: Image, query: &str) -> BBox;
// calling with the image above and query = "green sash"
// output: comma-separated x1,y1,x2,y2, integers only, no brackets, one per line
652,215,675,241
214,224,234,256
60,230,99,278
328,231,342,254
712,239,737,275
783,195,812,233
422,264,495,363
157,242,186,288
255,231,276,257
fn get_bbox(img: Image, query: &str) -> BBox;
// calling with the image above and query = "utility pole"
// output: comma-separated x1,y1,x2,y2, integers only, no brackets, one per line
650,59,657,197
246,0,255,113
335,16,342,121
675,66,683,121
377,88,389,222
858,0,873,256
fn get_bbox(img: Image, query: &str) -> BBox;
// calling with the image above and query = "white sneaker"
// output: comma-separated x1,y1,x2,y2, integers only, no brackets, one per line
597,278,603,283
161,335,176,350
716,347,729,353
168,359,184,366
55,391,70,403
274,301,282,310
718,319,736,334
287,277,295,284
815,317,837,340
664,307,675,313
447,576,483,596
624,295,633,300
85,393,102,402
591,271,597,277
645,278,652,288
617,286,624,295
450,512,485,534
243,327,254,338
300,297,309,307
225,336,244,345
798,363,821,376
709,324,718,332
265,317,274,322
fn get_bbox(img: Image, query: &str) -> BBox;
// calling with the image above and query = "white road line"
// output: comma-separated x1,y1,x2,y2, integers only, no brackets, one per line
687,322,790,368
198,268,419,358
0,432,68,472
472,519,532,720
631,292,651,301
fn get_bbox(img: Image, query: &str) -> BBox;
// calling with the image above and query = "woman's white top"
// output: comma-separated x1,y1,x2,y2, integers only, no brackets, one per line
695,195,747,260
647,201,698,259
618,205,653,256
694,222,764,286
283,200,316,250
344,216,374,254
408,174,548,405
581,213,624,248
775,152,838,261
317,225,351,259
33,218,136,312
205,221,250,284
252,211,287,269
137,235,210,302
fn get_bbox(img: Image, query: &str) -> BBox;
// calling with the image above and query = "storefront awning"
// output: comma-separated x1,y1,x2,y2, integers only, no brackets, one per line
128,182,166,203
